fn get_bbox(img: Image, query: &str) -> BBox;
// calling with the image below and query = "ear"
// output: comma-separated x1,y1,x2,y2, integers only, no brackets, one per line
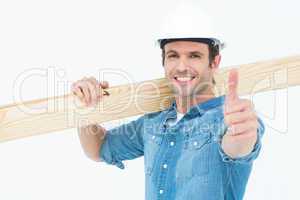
210,54,221,72
161,49,165,67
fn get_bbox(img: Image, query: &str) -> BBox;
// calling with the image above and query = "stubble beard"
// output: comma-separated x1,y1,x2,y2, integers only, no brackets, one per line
170,75,213,107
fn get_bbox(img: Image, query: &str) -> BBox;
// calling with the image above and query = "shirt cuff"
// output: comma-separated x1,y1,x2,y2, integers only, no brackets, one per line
218,136,262,165
99,134,125,170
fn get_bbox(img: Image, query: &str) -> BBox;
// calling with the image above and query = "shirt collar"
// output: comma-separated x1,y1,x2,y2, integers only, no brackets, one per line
161,95,226,128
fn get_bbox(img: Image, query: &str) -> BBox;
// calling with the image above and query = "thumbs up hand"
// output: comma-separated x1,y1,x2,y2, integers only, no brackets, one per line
221,69,259,158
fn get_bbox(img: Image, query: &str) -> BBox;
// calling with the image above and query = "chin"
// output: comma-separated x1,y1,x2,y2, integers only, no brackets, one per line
171,88,194,99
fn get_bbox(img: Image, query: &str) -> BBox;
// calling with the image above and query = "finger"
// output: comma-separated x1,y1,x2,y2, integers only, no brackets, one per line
226,129,257,142
88,77,100,95
86,77,101,99
77,83,90,105
225,109,257,125
85,81,98,106
99,81,109,89
72,86,85,99
227,120,258,136
88,77,98,85
226,69,239,103
99,81,109,96
224,99,253,114
72,82,87,104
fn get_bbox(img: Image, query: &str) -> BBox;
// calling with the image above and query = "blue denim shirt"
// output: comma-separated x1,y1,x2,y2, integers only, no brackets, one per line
100,95,265,200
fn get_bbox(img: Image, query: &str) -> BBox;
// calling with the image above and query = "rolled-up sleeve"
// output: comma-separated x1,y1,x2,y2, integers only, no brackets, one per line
99,115,145,169
219,116,265,164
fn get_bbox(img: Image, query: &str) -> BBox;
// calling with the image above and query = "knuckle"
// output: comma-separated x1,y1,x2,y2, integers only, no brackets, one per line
252,112,258,120
225,113,234,124
85,81,95,90
79,84,86,91
244,110,251,118
242,111,249,119
224,116,230,125
100,81,109,88
73,82,81,89
89,77,98,82
76,81,84,87
250,121,258,131
87,79,95,85
89,80,98,88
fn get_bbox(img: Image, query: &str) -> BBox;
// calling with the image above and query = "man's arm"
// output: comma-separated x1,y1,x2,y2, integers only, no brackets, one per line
71,76,110,161
71,76,144,168
77,123,106,162
222,69,263,159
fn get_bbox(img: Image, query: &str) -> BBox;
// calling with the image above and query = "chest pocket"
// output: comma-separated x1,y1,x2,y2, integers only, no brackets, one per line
175,131,212,182
143,132,163,176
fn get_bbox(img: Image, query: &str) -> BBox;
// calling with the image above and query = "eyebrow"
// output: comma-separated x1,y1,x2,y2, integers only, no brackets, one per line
165,50,178,55
189,51,205,56
165,50,205,56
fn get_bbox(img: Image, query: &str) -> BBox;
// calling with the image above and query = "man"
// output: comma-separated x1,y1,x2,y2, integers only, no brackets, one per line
71,8,265,200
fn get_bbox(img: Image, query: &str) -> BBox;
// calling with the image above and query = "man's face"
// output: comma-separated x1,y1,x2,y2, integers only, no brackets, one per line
163,41,219,98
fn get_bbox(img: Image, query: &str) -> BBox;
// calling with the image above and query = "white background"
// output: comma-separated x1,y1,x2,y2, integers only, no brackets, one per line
0,0,299,199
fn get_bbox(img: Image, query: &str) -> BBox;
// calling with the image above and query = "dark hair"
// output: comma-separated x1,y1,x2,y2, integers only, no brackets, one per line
161,41,219,85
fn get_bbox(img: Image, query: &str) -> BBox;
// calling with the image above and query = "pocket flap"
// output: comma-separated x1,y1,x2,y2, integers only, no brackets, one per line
188,132,211,150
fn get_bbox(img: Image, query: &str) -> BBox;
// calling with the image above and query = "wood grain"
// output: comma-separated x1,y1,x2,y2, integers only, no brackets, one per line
0,55,300,143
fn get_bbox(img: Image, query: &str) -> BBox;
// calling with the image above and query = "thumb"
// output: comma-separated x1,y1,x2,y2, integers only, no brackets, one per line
97,81,110,96
99,81,109,89
226,69,239,103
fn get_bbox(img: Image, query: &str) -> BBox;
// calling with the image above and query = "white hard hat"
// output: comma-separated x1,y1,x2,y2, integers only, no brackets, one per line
156,2,225,51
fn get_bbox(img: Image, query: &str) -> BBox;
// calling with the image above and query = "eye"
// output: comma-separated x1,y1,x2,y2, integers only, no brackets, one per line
167,54,178,59
190,54,201,59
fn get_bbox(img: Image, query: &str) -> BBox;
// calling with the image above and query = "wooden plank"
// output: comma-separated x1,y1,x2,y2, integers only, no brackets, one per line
0,55,300,143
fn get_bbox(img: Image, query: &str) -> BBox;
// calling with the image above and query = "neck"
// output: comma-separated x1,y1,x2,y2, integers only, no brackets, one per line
175,88,216,114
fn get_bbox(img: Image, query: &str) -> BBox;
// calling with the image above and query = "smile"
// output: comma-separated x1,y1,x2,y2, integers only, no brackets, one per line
174,76,196,83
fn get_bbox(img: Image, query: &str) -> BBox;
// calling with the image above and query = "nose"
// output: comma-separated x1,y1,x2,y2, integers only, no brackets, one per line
176,57,189,72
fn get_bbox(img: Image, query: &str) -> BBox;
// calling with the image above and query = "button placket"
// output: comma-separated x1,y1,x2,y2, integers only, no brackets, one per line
157,135,176,199
144,133,163,176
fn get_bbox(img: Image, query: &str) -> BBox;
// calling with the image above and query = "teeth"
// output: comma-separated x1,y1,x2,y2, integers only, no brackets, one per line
175,77,194,82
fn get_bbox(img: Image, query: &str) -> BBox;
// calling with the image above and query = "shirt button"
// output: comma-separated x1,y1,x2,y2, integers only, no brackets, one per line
152,135,156,139
159,189,164,194
193,141,198,146
170,141,175,146
163,164,168,169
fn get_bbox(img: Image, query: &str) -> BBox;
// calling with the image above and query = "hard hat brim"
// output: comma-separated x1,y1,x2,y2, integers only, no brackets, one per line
158,38,224,50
